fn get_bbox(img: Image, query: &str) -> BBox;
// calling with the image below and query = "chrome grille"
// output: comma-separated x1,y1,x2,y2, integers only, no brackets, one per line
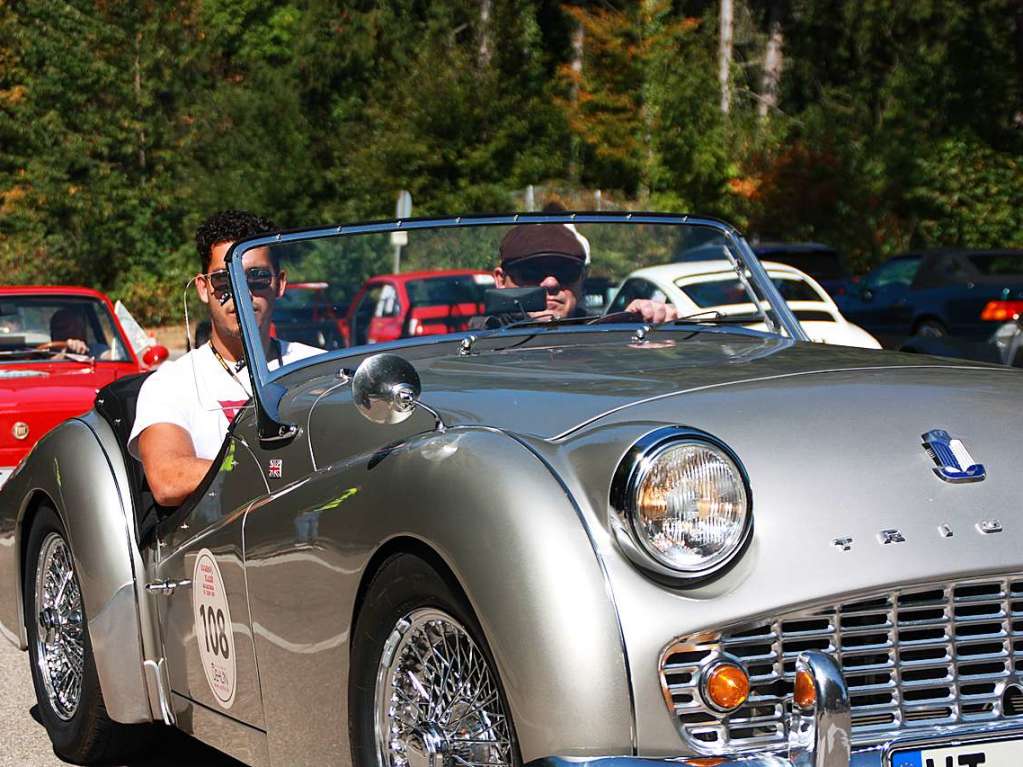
660,575,1023,754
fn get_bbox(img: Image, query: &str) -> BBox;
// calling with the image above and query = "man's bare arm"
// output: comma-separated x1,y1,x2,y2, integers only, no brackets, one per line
138,423,213,507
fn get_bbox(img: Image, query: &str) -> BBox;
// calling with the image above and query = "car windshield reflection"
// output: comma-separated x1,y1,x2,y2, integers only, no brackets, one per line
233,218,794,381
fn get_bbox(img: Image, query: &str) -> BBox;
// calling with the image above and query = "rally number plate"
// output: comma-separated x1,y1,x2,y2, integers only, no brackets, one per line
892,737,1023,766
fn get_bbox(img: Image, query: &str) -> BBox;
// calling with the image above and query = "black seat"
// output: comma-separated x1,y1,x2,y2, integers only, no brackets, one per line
95,371,236,545
95,373,167,544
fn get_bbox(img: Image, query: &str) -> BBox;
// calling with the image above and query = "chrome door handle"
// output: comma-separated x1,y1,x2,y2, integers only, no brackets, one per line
146,579,191,595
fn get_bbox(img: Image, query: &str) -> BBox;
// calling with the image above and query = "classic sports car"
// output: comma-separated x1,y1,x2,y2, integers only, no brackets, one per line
606,260,881,349
2,214,1022,767
0,285,167,487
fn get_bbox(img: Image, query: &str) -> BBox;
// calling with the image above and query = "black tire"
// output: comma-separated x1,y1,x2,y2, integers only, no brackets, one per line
914,318,948,338
24,506,149,764
349,554,521,767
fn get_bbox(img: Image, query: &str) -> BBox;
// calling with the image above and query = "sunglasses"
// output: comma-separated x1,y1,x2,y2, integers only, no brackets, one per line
505,260,584,286
202,267,275,297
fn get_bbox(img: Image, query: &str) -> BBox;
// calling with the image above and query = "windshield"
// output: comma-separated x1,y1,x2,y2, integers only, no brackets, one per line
406,273,494,306
229,217,798,379
678,274,825,308
0,295,132,362
275,284,332,311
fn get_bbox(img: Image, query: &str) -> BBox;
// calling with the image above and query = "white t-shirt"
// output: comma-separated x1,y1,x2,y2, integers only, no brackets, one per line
128,340,321,461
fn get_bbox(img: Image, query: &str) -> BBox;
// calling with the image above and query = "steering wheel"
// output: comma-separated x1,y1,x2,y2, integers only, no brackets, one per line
34,340,69,352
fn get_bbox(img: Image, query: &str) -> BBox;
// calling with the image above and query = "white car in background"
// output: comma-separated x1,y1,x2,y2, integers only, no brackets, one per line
608,260,882,349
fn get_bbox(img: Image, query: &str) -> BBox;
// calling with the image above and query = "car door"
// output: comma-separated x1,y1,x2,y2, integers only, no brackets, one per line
843,256,920,342
366,281,403,343
921,253,977,334
239,356,436,767
348,283,380,347
152,429,270,729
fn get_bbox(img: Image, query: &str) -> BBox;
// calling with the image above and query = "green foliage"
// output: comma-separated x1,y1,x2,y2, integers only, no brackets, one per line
1,0,1022,323
643,5,734,216
908,134,1023,250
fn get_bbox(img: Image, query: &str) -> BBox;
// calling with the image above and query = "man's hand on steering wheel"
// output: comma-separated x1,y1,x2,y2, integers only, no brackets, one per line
35,338,90,356
624,299,678,324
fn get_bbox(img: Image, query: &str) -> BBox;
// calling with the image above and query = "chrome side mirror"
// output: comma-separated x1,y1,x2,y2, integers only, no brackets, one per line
352,354,445,430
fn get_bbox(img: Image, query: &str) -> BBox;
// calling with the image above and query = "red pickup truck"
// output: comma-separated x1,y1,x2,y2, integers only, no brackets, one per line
342,269,495,346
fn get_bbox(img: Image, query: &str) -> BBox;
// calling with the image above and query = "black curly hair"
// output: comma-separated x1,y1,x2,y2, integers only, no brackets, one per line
195,210,278,273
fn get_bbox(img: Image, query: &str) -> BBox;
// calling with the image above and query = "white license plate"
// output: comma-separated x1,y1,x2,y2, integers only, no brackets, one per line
892,737,1023,766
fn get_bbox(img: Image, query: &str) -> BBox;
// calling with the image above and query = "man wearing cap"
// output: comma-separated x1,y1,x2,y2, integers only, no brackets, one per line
470,223,677,329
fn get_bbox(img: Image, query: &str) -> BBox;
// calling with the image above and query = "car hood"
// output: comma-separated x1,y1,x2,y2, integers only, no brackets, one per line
413,330,1002,439
0,363,128,412
523,337,1023,645
0,363,136,462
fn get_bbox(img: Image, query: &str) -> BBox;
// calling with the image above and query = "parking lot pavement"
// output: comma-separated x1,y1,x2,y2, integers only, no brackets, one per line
0,638,242,767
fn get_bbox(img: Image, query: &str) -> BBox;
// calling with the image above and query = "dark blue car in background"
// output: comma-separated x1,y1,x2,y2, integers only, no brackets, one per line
838,249,1023,349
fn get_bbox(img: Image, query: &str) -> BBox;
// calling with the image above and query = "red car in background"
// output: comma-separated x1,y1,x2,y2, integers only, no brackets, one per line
0,286,167,486
343,269,495,346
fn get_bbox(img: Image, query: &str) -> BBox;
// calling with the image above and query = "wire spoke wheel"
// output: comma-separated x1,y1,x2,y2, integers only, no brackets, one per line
33,532,85,721
375,609,514,767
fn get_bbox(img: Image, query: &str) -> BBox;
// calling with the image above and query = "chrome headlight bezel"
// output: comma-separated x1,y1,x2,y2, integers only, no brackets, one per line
610,427,753,583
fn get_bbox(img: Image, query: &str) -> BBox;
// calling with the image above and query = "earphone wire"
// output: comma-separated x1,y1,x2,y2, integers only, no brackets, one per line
181,275,206,407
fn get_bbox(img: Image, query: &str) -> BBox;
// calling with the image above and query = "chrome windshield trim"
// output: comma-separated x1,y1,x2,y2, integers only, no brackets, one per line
227,213,809,442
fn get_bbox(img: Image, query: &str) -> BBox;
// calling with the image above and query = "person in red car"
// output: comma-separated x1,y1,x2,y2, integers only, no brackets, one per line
128,211,320,507
48,308,113,359
471,223,678,328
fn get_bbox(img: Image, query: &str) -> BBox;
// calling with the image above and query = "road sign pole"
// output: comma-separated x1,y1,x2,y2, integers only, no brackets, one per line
391,190,413,273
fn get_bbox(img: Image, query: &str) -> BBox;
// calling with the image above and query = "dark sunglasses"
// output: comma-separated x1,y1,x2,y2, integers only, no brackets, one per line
203,267,275,296
505,260,584,286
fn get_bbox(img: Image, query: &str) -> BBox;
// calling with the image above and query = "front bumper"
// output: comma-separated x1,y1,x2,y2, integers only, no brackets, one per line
529,653,1023,767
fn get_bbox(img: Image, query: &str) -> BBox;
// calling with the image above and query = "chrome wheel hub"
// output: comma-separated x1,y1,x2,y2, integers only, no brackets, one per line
33,533,85,721
375,609,514,767
406,723,448,767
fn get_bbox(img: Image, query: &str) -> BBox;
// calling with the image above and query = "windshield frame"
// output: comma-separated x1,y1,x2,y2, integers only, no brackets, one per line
226,212,808,444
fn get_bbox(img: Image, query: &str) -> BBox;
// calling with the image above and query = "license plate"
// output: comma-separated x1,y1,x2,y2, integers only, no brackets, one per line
0,469,10,488
892,737,1023,766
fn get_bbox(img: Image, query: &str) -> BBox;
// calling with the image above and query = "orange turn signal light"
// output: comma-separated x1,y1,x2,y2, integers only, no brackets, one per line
704,662,750,712
794,668,816,711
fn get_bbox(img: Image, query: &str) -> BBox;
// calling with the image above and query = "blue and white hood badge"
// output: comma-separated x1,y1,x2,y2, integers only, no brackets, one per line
922,429,986,483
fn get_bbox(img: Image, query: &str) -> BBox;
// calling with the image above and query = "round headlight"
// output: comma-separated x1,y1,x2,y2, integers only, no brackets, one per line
622,437,750,575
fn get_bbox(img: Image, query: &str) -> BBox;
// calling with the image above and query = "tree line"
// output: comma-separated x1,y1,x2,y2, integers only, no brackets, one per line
1,0,1021,324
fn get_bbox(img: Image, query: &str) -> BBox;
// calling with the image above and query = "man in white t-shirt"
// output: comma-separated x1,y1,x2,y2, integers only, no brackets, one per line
129,210,320,507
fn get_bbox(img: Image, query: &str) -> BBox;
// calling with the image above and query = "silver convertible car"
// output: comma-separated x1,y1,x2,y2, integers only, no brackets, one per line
2,214,1022,767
